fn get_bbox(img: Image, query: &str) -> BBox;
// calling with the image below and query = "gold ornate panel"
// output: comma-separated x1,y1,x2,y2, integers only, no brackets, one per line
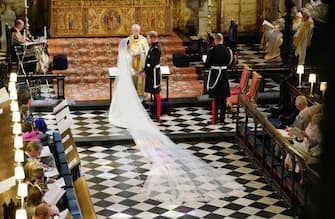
222,0,259,32
50,0,171,37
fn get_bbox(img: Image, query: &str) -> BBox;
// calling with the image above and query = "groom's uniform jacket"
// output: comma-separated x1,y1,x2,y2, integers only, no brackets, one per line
144,42,161,94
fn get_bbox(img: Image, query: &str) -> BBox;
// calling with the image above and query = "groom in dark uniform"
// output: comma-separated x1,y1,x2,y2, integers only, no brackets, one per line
205,33,234,124
143,31,162,121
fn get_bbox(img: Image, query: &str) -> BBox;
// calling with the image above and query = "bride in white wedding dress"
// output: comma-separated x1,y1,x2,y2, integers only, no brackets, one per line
109,38,244,204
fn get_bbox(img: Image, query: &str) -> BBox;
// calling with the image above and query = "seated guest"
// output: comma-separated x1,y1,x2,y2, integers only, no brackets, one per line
27,184,59,219
18,89,34,122
25,140,57,175
288,95,309,130
34,203,59,219
22,122,40,144
285,112,322,183
288,103,322,133
22,120,49,146
19,89,49,142
27,183,44,219
33,203,51,219
269,95,307,129
24,154,56,190
11,18,31,45
24,140,43,161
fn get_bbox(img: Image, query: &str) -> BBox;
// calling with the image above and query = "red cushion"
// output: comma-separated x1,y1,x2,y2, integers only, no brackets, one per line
230,86,241,95
227,95,239,105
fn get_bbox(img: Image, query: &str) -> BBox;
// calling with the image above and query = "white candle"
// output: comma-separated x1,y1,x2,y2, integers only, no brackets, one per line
308,74,316,83
23,30,26,41
25,0,27,8
320,82,327,92
44,26,47,38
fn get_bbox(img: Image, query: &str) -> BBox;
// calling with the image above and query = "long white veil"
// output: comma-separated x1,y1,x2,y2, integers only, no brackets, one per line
109,38,244,204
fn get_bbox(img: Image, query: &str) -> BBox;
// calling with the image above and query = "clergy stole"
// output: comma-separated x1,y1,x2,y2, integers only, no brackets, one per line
128,35,148,71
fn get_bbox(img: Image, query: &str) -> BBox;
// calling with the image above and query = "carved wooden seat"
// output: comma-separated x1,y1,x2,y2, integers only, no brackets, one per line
230,64,250,96
73,176,97,219
227,71,262,116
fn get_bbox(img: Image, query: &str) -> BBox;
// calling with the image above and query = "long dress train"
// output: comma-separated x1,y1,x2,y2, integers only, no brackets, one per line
109,38,244,204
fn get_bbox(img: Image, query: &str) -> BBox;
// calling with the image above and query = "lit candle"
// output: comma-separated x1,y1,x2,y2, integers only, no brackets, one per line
308,74,316,96
8,81,16,93
14,135,23,149
44,26,47,38
14,149,25,163
320,82,327,92
12,111,21,122
13,122,22,135
320,81,327,98
11,101,19,112
9,73,17,82
15,209,27,219
308,74,316,83
14,166,25,180
17,183,28,197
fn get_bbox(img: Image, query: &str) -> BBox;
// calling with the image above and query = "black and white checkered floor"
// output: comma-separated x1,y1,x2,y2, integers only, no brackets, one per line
78,141,294,219
37,104,276,140
236,44,282,67
36,78,279,140
31,43,293,218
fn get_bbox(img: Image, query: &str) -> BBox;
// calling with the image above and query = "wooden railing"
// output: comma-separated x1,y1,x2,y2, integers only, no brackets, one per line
236,95,320,216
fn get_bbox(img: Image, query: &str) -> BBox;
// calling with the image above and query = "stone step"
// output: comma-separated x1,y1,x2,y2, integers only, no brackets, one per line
48,33,202,101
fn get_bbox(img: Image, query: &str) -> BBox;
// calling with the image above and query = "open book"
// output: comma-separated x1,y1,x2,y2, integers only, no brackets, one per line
0,87,9,104
288,127,306,139
276,128,293,139
262,20,274,29
47,177,66,190
44,167,59,178
0,176,16,194
43,183,65,206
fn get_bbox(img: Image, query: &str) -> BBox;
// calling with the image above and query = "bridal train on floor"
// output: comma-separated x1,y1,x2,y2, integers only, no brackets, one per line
108,38,244,204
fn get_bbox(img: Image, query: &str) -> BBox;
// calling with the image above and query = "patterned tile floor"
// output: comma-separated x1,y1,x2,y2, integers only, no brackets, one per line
31,42,295,218
35,78,279,140
78,141,295,219
37,104,275,140
235,44,282,68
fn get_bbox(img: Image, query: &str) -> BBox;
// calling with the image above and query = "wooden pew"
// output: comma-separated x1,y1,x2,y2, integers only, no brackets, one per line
73,176,97,219
236,95,320,215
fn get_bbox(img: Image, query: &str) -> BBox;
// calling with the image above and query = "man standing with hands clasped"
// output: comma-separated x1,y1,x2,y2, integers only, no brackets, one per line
142,31,162,121
128,24,149,100
205,33,234,124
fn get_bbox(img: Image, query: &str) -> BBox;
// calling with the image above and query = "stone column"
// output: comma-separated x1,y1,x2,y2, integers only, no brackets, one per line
1,0,16,51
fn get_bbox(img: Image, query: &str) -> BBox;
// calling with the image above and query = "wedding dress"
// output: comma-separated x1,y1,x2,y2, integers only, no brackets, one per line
109,38,244,204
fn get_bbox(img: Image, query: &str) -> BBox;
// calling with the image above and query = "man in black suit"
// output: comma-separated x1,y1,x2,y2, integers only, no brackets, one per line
143,31,162,121
205,33,234,124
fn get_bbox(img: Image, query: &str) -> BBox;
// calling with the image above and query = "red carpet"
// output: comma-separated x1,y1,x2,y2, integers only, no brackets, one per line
48,33,202,102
